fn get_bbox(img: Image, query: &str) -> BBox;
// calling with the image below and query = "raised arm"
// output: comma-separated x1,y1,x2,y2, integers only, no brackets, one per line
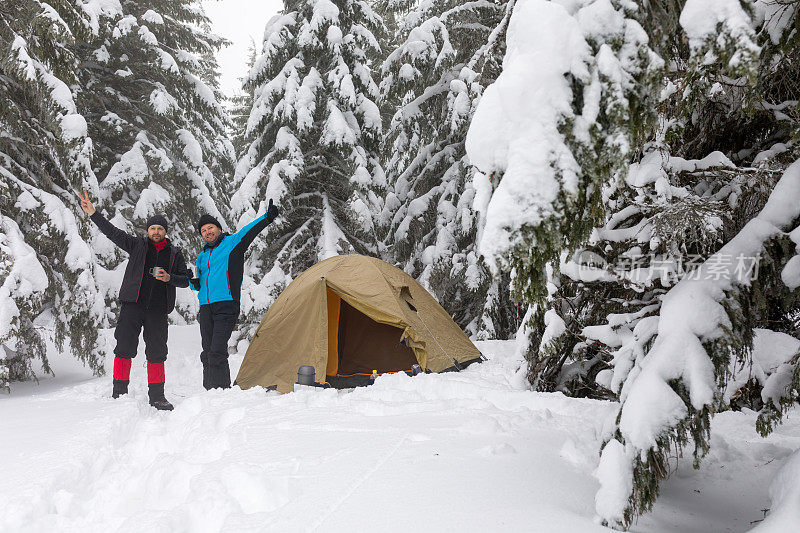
231,199,279,252
77,190,138,253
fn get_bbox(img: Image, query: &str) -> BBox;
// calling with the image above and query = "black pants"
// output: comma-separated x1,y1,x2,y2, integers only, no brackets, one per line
198,301,239,389
114,302,168,363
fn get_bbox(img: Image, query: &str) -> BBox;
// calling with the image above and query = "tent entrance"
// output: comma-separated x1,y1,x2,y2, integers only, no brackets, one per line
325,288,417,379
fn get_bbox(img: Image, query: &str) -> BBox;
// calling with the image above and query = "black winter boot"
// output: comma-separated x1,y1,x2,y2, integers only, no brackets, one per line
112,379,129,399
208,360,231,389
148,383,174,411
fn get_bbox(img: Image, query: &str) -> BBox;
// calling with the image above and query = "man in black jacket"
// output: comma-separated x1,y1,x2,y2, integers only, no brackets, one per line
77,190,190,410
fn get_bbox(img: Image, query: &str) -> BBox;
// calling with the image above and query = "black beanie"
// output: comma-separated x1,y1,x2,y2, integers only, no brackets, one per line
145,214,168,232
197,214,222,233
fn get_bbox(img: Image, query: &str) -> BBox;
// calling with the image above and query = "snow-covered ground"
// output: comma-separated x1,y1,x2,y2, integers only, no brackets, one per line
1,327,798,532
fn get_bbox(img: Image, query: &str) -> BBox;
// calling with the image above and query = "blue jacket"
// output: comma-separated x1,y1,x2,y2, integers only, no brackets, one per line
194,214,271,305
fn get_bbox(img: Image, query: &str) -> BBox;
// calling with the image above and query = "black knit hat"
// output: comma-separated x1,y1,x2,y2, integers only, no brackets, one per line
145,214,168,232
197,214,222,233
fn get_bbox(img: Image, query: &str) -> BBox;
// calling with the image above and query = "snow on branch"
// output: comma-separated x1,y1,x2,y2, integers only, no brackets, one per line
595,158,800,528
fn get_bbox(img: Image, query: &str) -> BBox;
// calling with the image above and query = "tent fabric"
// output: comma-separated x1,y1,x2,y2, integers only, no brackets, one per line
235,254,483,393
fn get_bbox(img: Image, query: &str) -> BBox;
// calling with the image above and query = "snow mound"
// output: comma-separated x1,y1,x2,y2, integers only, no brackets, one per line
752,448,800,532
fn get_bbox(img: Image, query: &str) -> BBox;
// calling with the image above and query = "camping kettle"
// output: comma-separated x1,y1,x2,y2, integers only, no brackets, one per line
297,365,315,386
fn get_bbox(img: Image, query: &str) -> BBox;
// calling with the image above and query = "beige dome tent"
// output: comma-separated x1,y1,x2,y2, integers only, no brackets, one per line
235,254,483,393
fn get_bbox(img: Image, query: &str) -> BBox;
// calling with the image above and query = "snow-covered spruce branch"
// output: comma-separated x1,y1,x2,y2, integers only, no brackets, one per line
464,0,516,72
595,158,800,529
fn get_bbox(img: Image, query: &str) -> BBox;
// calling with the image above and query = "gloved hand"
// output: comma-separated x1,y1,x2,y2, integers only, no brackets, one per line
266,198,279,223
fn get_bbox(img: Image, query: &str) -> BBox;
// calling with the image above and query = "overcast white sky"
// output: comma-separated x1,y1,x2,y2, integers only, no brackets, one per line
201,0,284,96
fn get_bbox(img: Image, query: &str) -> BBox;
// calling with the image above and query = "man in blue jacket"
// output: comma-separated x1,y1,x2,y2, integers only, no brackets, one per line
192,199,279,389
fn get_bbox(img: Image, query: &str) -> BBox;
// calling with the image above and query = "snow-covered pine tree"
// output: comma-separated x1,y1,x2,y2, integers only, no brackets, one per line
0,0,107,389
76,0,232,287
465,0,661,375
231,0,385,332
521,0,733,398
479,0,800,528
230,40,258,159
377,0,518,339
590,2,800,528
525,3,796,395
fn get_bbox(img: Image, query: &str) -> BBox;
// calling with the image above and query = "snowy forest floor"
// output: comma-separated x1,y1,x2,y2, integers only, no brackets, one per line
1,328,798,532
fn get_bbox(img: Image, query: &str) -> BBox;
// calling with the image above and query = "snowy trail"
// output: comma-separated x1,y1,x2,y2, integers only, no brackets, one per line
1,328,798,532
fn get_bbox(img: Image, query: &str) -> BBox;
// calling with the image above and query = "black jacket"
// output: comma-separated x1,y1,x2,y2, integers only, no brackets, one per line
90,211,190,313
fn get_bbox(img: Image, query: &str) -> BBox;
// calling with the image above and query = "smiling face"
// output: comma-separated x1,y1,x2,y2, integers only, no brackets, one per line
147,225,166,243
201,223,221,244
